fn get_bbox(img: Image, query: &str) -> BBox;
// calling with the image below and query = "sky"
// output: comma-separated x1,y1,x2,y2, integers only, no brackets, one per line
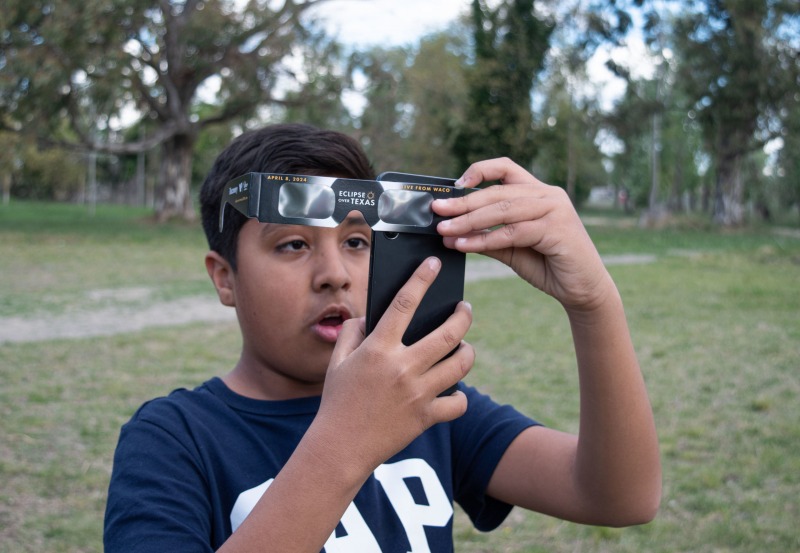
310,0,472,48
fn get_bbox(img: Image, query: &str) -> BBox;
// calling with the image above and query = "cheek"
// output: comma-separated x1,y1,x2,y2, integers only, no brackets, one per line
238,273,303,323
352,258,371,306
352,258,368,282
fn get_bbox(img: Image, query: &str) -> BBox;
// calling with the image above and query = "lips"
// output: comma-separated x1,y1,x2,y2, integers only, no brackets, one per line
311,306,351,343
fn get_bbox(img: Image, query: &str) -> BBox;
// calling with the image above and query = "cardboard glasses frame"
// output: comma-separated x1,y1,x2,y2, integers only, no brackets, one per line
218,172,473,235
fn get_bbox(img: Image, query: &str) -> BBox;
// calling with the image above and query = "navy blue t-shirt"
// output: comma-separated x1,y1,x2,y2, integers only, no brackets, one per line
104,378,538,552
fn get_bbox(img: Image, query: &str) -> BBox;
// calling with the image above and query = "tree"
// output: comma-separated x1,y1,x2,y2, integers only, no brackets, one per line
533,1,616,205
1,0,336,221
15,142,86,200
340,26,469,177
605,79,656,210
607,70,707,216
280,33,355,132
0,130,23,205
534,93,605,207
401,29,469,177
348,46,413,172
453,0,553,169
672,0,798,225
533,57,605,206
775,91,800,222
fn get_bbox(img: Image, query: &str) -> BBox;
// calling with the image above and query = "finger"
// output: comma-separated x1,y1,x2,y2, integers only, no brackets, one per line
434,177,555,226
455,157,543,188
437,188,552,237
434,158,545,219
424,390,468,426
411,301,473,371
450,220,549,254
422,340,475,397
329,317,366,368
371,257,442,343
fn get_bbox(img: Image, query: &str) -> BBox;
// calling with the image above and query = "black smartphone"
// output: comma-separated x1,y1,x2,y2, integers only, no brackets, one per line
365,172,466,396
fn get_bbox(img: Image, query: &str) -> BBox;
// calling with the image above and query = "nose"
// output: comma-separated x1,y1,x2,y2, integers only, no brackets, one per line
310,242,352,293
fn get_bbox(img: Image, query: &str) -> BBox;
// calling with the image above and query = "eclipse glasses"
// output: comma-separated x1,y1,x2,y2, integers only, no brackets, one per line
219,172,470,234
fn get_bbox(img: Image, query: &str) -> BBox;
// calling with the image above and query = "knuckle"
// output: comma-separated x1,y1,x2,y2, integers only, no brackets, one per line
415,264,435,282
464,209,478,227
551,185,570,202
498,198,513,215
456,356,472,378
341,318,359,332
501,223,517,239
391,291,417,315
457,343,475,372
441,329,460,350
462,341,475,361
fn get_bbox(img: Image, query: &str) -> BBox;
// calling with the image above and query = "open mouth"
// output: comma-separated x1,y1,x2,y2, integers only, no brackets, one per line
312,308,351,343
318,314,345,327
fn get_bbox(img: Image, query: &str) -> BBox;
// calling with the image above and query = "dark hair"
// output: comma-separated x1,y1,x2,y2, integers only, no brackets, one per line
199,123,375,270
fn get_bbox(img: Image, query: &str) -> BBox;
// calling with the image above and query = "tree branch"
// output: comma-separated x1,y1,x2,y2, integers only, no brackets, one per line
37,120,181,156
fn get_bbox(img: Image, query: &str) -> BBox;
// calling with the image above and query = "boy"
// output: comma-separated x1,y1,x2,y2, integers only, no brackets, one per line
104,123,661,552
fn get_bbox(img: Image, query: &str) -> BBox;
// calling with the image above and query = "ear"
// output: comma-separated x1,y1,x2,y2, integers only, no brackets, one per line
205,251,236,307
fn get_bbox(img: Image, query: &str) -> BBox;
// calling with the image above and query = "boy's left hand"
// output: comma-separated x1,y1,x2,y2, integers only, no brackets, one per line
434,157,614,314
435,158,662,526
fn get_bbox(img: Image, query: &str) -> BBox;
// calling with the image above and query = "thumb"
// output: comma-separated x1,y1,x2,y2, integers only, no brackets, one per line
329,316,366,368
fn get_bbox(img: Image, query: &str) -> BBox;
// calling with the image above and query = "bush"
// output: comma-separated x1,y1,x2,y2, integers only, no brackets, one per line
13,145,86,201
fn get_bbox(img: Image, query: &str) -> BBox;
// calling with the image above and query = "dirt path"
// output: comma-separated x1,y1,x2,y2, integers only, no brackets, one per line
0,255,656,344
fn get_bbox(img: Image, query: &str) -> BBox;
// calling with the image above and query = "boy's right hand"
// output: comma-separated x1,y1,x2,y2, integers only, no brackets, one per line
314,256,474,476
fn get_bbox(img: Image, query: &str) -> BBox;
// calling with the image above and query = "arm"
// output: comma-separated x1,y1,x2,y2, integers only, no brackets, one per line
433,158,661,527
220,258,475,552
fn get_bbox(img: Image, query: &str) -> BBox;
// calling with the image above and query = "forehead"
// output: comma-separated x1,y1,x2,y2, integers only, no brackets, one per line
255,212,370,239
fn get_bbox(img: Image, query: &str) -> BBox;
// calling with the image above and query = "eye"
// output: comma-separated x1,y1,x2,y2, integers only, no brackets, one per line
344,236,370,250
277,239,308,252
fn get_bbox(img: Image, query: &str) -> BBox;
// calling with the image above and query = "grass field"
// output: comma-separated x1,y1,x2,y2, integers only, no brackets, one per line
1,201,799,552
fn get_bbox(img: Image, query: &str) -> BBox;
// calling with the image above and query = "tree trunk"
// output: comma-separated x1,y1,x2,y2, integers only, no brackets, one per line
2,174,10,206
155,133,196,222
566,115,576,203
713,153,745,226
648,111,661,212
669,136,685,212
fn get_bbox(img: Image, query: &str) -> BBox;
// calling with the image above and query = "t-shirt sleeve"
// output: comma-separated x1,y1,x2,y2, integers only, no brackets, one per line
104,404,216,553
450,384,540,532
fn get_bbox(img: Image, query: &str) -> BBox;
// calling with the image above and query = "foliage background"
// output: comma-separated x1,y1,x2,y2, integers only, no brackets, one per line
1,0,798,224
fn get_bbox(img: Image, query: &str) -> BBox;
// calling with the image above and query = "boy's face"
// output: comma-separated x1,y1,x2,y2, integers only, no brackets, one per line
224,214,372,399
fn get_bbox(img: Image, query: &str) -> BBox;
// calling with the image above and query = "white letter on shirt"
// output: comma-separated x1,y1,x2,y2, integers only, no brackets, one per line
322,501,381,553
374,459,453,553
230,478,380,552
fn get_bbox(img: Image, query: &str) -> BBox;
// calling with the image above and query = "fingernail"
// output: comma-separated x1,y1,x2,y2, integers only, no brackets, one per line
437,219,452,231
454,176,466,187
428,257,441,271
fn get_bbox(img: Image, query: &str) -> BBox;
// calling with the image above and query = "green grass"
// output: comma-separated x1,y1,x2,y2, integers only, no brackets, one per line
1,201,799,552
455,248,800,552
0,201,212,317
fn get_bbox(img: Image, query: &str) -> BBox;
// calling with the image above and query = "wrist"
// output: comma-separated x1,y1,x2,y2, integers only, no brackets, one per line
562,274,622,325
298,416,376,493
